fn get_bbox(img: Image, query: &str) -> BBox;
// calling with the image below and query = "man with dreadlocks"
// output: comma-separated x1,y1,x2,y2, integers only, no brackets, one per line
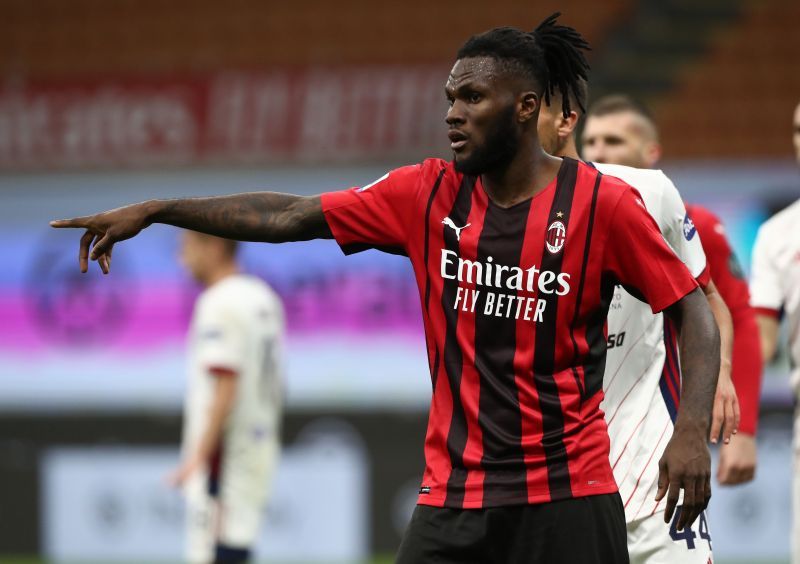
51,14,719,563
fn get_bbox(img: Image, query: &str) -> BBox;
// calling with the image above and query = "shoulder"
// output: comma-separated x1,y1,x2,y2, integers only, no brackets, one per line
591,162,668,193
206,275,277,312
359,158,450,196
422,158,461,188
760,198,800,235
592,163,679,204
397,158,450,182
420,157,450,175
583,163,640,209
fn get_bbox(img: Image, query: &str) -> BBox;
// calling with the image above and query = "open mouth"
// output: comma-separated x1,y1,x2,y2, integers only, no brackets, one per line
448,130,468,151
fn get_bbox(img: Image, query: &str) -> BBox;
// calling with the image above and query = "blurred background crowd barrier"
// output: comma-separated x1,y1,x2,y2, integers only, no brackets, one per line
0,0,798,562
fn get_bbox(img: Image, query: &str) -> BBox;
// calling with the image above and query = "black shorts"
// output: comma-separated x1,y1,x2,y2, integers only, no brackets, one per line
396,493,629,564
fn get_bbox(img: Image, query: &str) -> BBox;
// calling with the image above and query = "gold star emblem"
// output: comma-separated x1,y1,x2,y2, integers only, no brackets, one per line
556,211,564,218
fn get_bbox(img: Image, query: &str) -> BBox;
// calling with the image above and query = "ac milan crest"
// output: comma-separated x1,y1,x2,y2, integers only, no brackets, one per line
546,220,566,254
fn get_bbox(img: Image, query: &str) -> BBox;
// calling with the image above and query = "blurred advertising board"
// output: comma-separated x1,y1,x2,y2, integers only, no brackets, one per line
0,67,448,170
1,162,796,411
42,421,368,562
0,225,431,410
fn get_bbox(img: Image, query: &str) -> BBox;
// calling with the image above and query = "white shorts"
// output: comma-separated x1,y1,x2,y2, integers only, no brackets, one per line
627,507,714,564
184,441,278,563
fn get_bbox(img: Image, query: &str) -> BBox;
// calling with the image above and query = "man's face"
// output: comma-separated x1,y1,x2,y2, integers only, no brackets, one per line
793,102,800,165
445,57,523,175
581,111,659,168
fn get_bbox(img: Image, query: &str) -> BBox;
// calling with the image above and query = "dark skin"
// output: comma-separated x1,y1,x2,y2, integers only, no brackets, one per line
51,56,717,531
661,289,718,529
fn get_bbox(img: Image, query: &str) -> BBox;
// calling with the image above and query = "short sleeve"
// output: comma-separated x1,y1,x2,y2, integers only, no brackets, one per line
194,301,247,375
320,164,423,255
749,223,783,315
659,175,709,284
604,187,699,313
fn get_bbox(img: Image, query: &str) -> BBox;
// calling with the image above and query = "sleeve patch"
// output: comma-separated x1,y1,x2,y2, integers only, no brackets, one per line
683,214,697,240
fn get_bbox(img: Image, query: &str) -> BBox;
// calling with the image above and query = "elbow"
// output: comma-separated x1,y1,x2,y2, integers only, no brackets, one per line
760,337,778,365
669,287,721,352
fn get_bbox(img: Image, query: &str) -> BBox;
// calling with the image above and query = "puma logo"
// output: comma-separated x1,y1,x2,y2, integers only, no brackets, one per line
442,217,471,241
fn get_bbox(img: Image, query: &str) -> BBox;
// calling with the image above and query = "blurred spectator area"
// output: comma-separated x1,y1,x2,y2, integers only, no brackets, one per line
654,0,800,158
0,0,796,162
0,0,630,74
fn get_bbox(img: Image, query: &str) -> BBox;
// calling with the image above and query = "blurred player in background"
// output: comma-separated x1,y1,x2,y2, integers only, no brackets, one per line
170,231,284,564
538,89,736,564
580,95,763,484
750,100,800,564
50,15,722,563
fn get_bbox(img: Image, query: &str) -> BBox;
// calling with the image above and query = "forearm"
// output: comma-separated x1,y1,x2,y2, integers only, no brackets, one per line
147,192,331,243
670,288,721,432
194,392,235,463
756,314,780,363
704,281,733,378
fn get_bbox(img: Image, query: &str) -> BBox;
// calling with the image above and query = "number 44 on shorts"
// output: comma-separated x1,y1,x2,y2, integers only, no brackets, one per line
669,506,712,550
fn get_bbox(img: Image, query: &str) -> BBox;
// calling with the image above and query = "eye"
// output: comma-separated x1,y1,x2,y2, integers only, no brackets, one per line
468,92,482,104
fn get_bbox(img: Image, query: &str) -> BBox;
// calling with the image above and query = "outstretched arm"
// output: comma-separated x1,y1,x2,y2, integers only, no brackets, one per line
656,287,720,531
51,193,331,273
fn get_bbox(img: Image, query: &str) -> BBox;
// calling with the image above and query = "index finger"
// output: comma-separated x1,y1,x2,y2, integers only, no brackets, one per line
709,395,724,443
50,217,90,229
677,477,697,531
721,398,735,444
663,477,681,524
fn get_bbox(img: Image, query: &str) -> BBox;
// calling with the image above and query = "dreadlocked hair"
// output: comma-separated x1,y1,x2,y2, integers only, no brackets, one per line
534,13,591,117
456,12,591,118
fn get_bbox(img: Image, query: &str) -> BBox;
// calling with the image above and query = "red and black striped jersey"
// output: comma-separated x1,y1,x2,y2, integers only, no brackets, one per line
321,157,698,509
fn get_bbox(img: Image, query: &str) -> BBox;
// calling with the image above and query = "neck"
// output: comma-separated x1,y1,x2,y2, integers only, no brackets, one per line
557,135,581,161
202,261,239,288
481,140,562,208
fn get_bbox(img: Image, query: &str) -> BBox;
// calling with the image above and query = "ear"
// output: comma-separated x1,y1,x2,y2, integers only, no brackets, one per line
557,110,580,140
518,92,539,123
644,141,663,168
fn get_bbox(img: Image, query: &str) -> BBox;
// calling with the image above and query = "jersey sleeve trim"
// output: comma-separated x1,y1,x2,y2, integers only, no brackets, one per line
752,306,781,319
647,280,698,314
208,366,239,378
340,242,408,256
320,190,360,255
694,264,711,289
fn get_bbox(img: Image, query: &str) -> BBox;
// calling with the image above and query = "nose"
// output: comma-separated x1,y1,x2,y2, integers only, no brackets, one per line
446,100,465,126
